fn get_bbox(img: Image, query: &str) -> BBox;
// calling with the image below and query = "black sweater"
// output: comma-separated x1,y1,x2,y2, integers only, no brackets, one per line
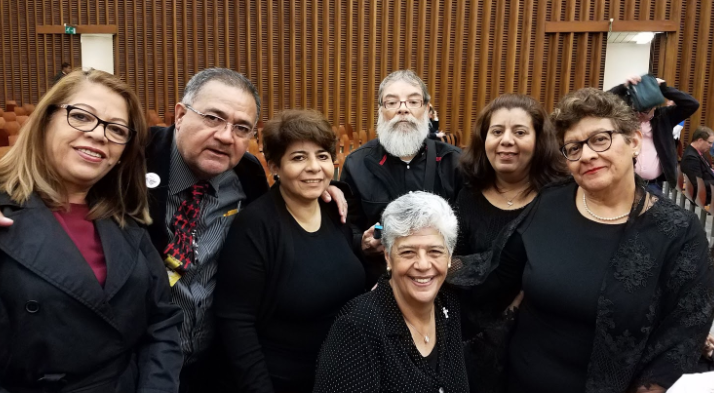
213,185,364,392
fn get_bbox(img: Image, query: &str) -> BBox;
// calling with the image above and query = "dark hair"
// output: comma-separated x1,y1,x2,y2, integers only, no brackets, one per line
181,68,261,122
692,126,714,142
61,62,71,69
459,94,567,194
262,109,336,165
551,88,639,143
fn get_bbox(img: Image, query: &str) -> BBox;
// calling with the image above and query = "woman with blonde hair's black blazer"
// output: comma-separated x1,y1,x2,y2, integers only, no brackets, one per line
0,69,183,392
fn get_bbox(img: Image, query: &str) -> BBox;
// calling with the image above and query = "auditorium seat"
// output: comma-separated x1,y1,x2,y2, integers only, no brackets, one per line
13,107,26,116
5,122,21,146
5,101,17,112
22,104,34,114
340,133,352,153
16,116,28,126
163,112,175,126
3,112,16,123
0,118,7,147
255,152,273,186
248,138,260,156
344,124,355,141
358,130,367,146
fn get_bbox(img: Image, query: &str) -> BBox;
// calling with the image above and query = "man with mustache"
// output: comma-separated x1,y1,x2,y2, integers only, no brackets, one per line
341,70,462,286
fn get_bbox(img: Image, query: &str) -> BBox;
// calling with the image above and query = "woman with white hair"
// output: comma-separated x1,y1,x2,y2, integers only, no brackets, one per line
313,191,469,393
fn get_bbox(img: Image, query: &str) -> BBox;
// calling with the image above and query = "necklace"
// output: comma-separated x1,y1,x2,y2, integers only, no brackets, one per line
404,317,432,344
495,185,529,207
582,194,630,221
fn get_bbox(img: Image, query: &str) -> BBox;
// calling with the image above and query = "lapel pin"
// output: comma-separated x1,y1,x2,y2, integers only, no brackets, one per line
146,173,161,188
443,307,449,319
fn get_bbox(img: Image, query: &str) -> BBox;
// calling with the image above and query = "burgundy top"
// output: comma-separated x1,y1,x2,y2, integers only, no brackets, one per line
53,204,107,287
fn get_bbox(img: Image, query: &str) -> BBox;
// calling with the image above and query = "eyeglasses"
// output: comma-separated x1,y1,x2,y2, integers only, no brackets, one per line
57,104,135,145
184,104,255,139
561,131,616,161
381,99,424,110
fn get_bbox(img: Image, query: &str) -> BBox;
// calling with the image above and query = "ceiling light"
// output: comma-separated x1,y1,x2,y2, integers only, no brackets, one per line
632,32,655,44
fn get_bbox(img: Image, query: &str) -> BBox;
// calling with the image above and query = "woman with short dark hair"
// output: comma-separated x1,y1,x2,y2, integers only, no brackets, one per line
214,109,364,392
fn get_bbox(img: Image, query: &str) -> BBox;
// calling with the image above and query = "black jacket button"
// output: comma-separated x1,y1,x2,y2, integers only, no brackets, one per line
25,300,40,313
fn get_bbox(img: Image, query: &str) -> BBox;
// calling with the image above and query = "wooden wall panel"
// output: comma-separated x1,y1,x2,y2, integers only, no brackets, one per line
1,0,713,146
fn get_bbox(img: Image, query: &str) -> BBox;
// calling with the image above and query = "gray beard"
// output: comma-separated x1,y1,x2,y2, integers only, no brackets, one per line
376,111,429,158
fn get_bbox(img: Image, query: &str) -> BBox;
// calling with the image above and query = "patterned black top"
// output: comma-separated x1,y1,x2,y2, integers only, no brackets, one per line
313,276,469,393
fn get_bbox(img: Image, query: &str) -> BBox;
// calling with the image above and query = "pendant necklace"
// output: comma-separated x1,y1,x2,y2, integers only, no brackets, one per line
404,317,432,344
496,184,529,207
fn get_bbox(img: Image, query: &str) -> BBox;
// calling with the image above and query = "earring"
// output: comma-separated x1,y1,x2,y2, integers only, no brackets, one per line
386,266,391,272
448,262,452,269
272,174,279,182
633,151,640,157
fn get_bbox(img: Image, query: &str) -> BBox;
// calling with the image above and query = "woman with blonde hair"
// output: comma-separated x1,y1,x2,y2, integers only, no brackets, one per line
0,69,183,392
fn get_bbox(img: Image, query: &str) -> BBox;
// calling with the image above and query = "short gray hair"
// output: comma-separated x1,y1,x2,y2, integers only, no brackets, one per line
377,70,431,106
181,68,262,122
381,191,458,256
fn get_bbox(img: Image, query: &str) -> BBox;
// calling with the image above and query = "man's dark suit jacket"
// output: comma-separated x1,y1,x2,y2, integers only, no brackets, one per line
144,125,269,392
145,125,269,254
681,144,714,203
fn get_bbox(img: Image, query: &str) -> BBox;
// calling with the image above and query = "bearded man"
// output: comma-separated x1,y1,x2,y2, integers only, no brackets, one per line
341,70,462,286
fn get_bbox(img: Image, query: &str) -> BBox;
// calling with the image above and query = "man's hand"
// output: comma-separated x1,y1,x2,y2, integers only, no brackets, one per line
704,334,714,359
322,185,348,223
361,224,385,256
625,75,642,86
0,211,13,227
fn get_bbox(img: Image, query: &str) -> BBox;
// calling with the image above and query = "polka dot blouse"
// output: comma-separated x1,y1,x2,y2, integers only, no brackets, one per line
313,275,469,392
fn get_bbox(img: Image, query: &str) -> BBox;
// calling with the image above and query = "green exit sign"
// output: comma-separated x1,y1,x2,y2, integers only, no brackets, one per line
65,25,76,34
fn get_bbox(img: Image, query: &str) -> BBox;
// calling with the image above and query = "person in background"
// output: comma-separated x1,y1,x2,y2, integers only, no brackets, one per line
680,126,714,202
214,109,364,392
0,69,183,392
427,103,444,140
314,191,468,393
609,75,699,193
53,61,72,85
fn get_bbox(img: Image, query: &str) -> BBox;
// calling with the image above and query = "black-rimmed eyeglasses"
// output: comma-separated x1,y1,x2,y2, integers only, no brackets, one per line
56,104,135,145
184,104,255,139
561,130,616,161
